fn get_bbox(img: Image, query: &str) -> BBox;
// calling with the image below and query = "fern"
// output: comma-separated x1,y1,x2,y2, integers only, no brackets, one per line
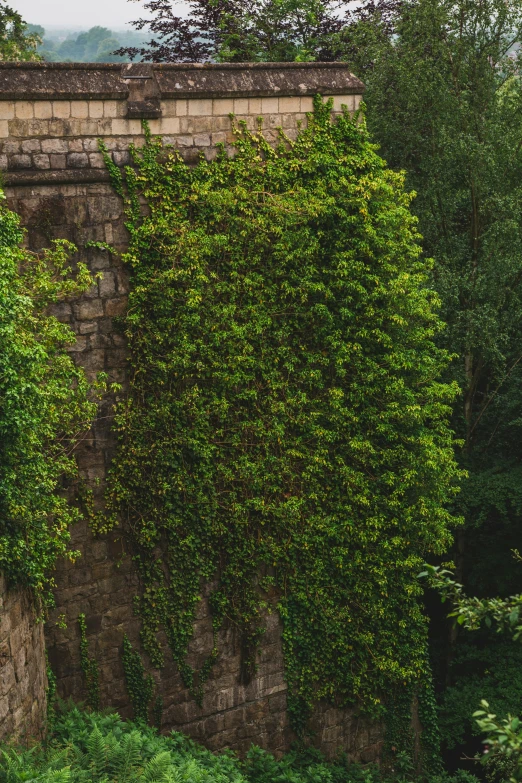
111,732,143,783
86,728,107,779
141,753,173,783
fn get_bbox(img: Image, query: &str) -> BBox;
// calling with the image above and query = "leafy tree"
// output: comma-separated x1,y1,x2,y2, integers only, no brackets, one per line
353,0,522,675
117,0,401,62
0,192,102,604
0,2,42,61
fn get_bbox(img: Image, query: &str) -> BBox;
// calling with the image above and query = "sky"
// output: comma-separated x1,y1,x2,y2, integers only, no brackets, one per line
13,0,150,29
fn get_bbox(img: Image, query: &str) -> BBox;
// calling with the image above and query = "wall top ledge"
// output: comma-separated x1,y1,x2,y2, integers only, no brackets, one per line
0,62,365,101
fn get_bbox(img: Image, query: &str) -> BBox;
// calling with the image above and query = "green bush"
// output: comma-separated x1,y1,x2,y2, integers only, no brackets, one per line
0,706,479,783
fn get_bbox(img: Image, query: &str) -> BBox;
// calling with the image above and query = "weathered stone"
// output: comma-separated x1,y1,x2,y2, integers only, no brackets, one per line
67,152,89,169
74,299,104,320
10,154,32,170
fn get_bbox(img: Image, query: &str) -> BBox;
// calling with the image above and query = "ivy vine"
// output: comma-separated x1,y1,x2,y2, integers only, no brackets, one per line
0,197,103,606
78,613,100,711
122,635,155,724
98,99,462,733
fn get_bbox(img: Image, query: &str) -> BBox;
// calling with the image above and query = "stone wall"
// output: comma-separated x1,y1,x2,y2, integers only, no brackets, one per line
1,63,382,761
0,576,47,741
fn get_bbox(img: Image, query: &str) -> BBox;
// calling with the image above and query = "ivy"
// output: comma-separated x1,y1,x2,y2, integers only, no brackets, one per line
122,635,155,724
46,653,58,734
99,100,462,731
0,193,104,606
78,613,100,711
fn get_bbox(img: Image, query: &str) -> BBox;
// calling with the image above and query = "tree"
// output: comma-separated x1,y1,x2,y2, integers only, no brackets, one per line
117,0,402,62
0,3,42,61
0,193,102,604
356,0,522,632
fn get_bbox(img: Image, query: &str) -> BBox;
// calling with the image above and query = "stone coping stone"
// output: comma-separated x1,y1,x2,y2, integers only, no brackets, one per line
0,62,364,101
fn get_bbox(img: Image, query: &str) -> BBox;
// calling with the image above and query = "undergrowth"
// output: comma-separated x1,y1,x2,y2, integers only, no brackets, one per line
0,706,480,783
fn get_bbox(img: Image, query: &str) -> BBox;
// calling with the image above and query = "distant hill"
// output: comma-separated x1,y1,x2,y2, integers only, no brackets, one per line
27,25,148,62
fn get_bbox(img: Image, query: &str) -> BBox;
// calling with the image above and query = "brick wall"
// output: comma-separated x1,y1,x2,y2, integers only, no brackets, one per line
1,62,382,761
0,577,47,741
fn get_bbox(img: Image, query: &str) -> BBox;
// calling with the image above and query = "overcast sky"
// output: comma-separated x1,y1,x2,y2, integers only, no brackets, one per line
13,0,150,29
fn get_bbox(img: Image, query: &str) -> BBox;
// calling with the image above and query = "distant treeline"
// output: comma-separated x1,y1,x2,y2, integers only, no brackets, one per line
27,25,147,62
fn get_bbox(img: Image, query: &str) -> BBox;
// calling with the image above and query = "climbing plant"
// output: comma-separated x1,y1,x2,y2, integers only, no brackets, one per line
122,635,155,724
0,192,103,606
99,100,462,730
78,613,100,711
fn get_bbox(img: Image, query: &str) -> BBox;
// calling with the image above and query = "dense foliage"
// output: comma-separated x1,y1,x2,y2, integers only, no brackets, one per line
0,705,480,783
0,2,42,61
0,193,101,603
97,100,461,731
340,0,522,760
118,0,400,63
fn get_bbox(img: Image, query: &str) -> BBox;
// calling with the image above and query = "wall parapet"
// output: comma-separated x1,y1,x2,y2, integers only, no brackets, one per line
0,62,364,101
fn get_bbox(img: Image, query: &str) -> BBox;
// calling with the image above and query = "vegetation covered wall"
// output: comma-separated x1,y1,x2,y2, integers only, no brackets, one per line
0,63,386,760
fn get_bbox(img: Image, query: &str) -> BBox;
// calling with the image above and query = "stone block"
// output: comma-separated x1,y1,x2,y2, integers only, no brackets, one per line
112,150,131,166
89,153,106,169
68,139,84,153
50,154,66,169
332,95,354,112
67,336,88,352
53,101,71,119
89,101,105,119
279,96,301,113
160,117,180,134
10,154,32,170
74,299,104,320
261,97,279,114
104,101,118,117
194,133,211,147
249,97,262,115
104,297,128,317
15,102,34,120
98,271,116,297
69,101,89,119
211,132,227,145
0,121,8,138
112,119,141,136
21,139,41,154
3,141,19,154
160,100,177,117
83,138,100,152
213,98,234,116
0,662,15,694
211,116,233,131
234,98,249,114
0,155,7,170
0,102,14,120
175,100,188,116
300,96,314,112
187,99,212,117
0,696,9,723
34,101,53,119
193,116,212,133
33,154,51,170
42,139,68,154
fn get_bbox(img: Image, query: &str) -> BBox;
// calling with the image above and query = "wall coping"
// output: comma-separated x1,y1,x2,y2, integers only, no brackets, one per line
0,62,365,101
